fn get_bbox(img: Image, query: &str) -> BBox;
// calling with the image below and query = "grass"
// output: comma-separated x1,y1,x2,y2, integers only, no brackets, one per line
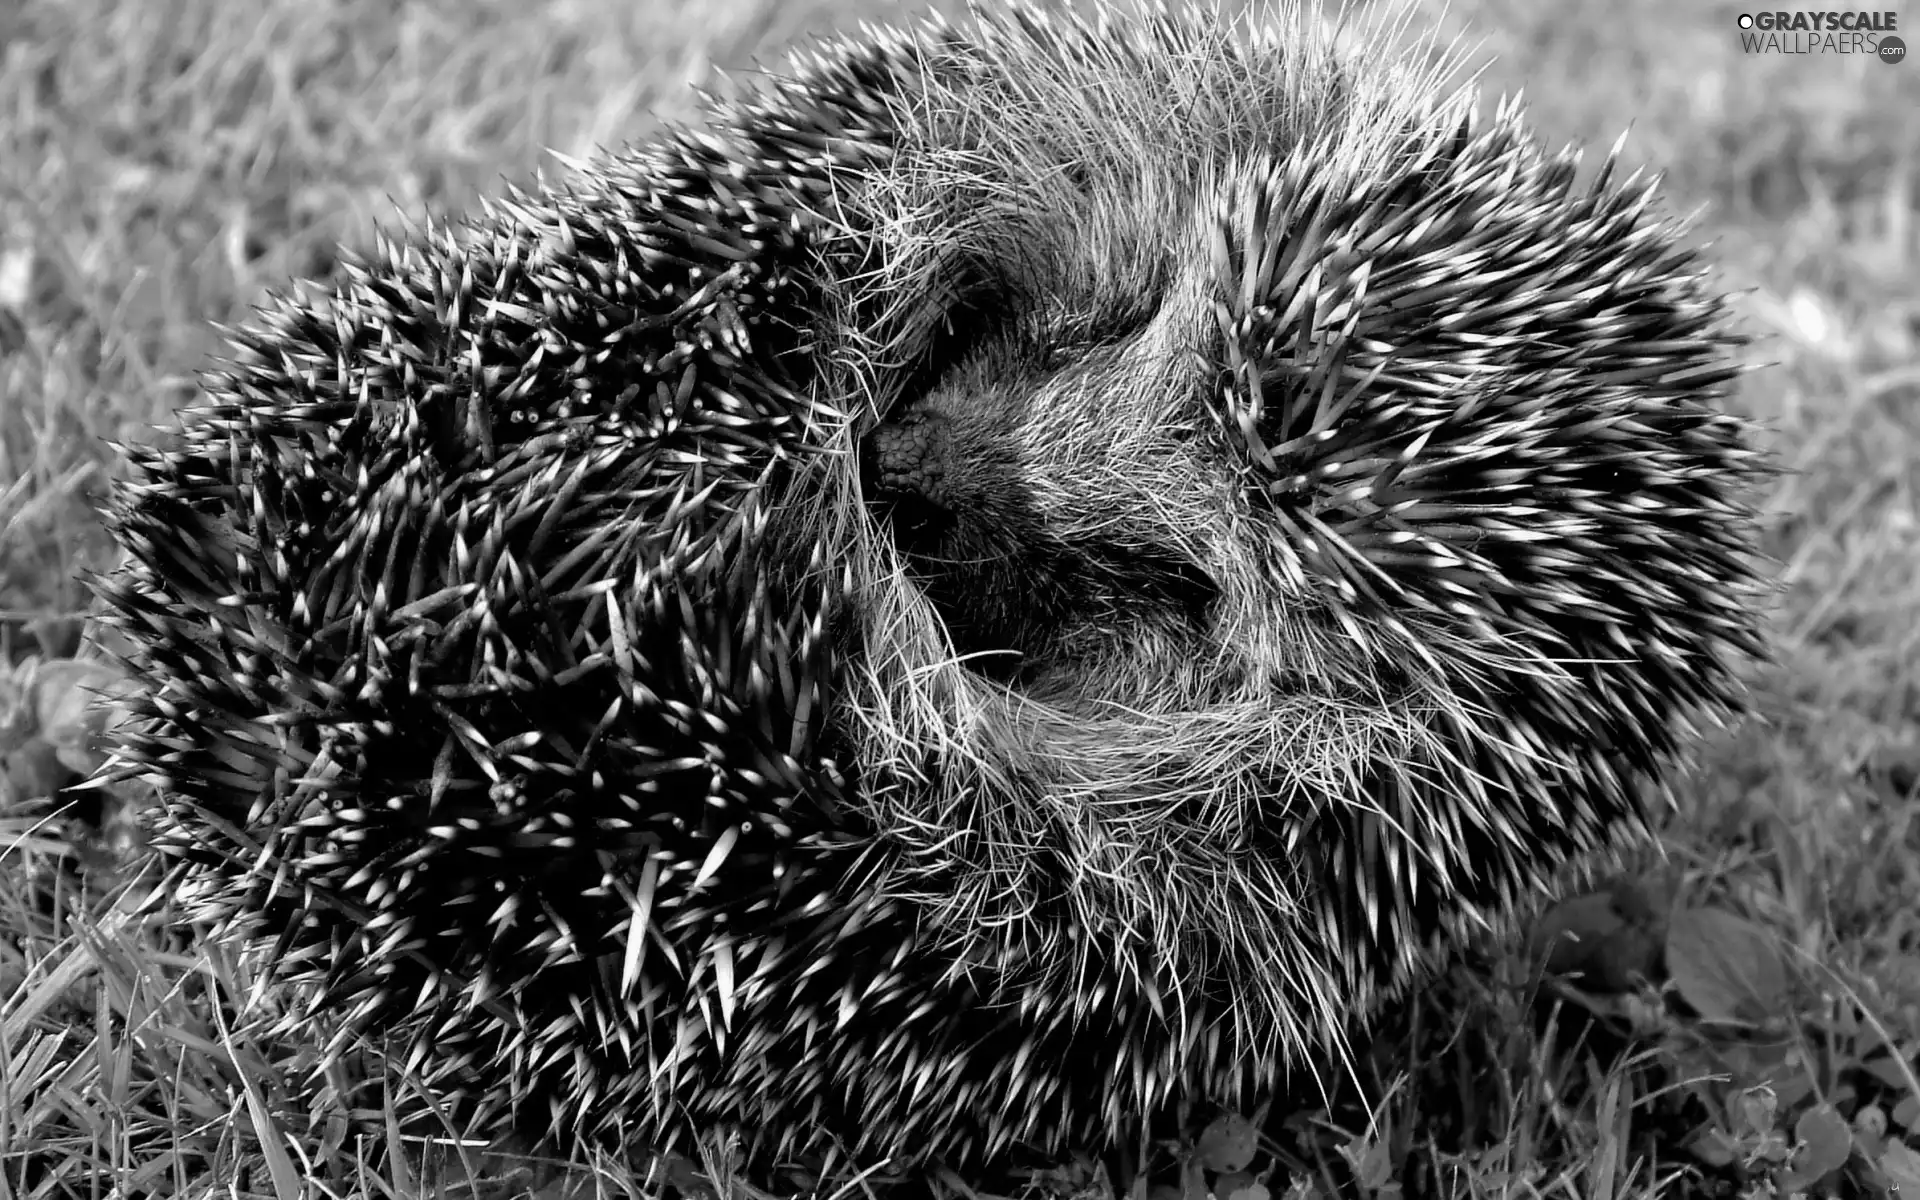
1,0,1917,1195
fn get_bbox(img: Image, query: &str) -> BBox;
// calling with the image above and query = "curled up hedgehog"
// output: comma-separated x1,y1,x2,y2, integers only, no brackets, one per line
96,0,1768,1179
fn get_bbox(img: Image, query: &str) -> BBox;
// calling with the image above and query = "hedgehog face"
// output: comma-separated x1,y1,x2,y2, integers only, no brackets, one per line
862,327,1222,685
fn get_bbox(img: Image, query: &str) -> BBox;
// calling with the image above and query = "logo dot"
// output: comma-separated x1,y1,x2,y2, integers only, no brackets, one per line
1737,13,1754,28
1880,34,1907,64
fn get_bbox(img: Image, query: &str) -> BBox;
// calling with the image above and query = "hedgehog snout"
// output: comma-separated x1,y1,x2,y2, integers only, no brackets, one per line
863,407,956,539
860,338,1228,691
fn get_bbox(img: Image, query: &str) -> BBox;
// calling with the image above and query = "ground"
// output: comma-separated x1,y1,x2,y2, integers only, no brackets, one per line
0,0,1916,1197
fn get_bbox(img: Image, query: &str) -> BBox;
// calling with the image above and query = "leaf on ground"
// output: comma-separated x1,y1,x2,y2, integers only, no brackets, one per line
1792,1104,1852,1179
1197,1110,1258,1174
1343,1122,1395,1194
1687,1127,1739,1169
1735,1088,1779,1138
1667,906,1793,1024
1529,888,1664,991
1880,1140,1920,1192
1215,1173,1268,1200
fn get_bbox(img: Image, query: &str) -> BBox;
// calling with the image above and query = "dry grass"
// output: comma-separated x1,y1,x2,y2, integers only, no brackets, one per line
1,0,1916,1195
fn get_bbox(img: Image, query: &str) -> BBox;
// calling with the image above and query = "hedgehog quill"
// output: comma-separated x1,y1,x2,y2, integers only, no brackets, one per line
97,0,1768,1177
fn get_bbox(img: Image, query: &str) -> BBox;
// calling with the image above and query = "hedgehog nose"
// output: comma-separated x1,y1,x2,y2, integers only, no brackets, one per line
866,412,942,496
861,409,957,533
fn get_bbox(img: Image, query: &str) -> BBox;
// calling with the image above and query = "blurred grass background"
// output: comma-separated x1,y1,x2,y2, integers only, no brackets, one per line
1,0,1917,1195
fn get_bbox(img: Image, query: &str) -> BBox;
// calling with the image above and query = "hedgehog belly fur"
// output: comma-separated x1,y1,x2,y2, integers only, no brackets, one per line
98,0,1768,1175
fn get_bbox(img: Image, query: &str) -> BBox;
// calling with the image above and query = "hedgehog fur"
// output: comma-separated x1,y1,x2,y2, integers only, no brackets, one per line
98,0,1768,1176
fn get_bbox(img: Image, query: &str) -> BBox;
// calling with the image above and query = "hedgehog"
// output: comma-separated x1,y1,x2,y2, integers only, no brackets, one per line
95,0,1768,1180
